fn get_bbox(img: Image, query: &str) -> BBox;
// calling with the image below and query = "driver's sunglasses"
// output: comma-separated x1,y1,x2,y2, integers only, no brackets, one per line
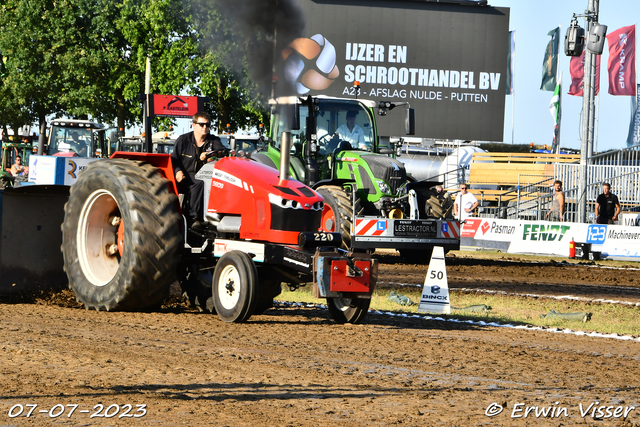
194,122,211,128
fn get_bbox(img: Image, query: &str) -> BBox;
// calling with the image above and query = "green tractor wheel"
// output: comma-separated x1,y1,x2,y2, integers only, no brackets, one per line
317,185,354,250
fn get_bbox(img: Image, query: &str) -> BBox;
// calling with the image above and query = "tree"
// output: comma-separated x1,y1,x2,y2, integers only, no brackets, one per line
0,0,199,139
0,0,70,148
0,0,289,141
60,0,199,133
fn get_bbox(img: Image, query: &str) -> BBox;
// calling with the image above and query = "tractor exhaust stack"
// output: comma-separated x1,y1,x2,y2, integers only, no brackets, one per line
279,131,292,182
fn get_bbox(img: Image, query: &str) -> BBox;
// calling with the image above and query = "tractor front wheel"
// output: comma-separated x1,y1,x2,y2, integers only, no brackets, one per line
326,297,370,324
212,251,258,323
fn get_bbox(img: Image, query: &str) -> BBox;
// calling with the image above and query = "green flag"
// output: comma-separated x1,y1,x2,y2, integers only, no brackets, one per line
549,73,562,152
541,27,559,91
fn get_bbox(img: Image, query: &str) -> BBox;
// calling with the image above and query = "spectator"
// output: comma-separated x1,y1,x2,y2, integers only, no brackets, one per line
453,183,479,222
10,155,28,177
545,180,565,221
171,112,226,229
595,182,621,224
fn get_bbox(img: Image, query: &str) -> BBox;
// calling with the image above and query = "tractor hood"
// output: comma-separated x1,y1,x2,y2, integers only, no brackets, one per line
335,151,407,196
200,157,324,244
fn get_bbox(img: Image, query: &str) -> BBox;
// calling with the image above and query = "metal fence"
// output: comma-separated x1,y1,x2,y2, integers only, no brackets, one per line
591,145,640,166
472,165,640,222
420,146,640,222
475,175,555,220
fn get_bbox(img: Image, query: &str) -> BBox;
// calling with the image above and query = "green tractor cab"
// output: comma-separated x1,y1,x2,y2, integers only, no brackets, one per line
252,95,460,262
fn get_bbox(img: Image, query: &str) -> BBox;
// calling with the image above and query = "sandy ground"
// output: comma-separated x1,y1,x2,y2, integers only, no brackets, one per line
2,253,640,426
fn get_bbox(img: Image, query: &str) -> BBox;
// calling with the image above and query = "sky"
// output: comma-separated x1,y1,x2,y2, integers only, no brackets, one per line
489,0,639,152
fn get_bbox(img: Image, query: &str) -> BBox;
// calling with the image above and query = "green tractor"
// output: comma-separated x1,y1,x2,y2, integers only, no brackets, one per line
252,96,460,263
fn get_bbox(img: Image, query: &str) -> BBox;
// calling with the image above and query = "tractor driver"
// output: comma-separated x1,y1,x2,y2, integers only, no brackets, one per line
70,131,87,157
171,112,226,229
335,110,367,150
317,110,367,156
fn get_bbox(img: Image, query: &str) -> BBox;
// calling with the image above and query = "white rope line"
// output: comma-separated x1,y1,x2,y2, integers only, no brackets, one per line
274,301,640,343
377,282,640,307
455,287,640,307
450,258,640,271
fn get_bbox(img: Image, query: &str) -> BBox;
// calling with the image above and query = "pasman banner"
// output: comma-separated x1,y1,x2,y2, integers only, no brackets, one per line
506,30,515,95
606,25,636,96
568,50,601,96
540,27,559,91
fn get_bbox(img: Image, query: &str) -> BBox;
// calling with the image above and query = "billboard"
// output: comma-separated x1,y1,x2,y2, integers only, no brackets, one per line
276,0,510,141
152,95,206,118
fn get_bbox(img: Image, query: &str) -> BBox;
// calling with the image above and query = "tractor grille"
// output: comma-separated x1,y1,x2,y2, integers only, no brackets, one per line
270,206,322,232
361,155,407,195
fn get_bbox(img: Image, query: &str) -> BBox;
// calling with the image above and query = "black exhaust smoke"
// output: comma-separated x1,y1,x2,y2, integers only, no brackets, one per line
187,0,305,98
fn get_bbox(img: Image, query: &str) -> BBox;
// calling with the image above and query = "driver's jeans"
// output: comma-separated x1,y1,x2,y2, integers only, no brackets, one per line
177,174,204,223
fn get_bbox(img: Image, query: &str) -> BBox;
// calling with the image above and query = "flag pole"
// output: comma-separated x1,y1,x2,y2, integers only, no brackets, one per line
557,71,563,153
556,24,561,153
577,0,599,223
595,92,600,153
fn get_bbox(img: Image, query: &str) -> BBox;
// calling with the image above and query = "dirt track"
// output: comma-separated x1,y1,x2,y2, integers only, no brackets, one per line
2,253,640,426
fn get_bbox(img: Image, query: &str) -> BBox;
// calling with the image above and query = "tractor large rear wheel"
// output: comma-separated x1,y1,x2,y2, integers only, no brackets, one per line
317,185,353,250
62,159,182,311
327,297,370,324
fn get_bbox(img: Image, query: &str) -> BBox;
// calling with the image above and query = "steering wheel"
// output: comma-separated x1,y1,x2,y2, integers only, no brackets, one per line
334,140,352,153
318,133,341,154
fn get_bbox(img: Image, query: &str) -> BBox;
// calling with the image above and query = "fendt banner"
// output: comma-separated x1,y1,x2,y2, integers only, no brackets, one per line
276,0,510,141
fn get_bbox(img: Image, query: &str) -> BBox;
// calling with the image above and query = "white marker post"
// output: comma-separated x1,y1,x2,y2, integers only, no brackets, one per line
418,246,451,314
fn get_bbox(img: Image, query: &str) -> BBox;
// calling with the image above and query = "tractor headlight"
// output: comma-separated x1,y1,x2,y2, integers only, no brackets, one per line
376,180,390,194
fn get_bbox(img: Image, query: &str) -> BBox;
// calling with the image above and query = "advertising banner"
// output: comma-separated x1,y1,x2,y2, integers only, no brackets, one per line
568,51,601,96
277,0,510,140
27,156,98,185
152,95,204,118
63,158,99,186
590,224,640,258
28,156,62,185
461,218,640,259
620,213,640,227
606,25,636,96
461,218,516,242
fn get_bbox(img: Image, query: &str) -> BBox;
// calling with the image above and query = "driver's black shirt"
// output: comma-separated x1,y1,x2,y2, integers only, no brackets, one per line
171,131,225,178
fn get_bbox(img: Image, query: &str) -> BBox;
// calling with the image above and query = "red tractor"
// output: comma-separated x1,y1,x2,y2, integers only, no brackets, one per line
60,133,376,323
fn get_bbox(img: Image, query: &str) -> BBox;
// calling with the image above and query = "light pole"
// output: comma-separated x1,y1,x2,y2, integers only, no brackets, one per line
577,0,599,223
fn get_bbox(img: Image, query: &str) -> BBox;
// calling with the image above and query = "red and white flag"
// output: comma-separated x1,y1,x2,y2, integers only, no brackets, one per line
606,24,636,96
568,51,601,96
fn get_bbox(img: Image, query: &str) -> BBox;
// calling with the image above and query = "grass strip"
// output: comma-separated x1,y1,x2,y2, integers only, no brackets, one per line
276,286,640,336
